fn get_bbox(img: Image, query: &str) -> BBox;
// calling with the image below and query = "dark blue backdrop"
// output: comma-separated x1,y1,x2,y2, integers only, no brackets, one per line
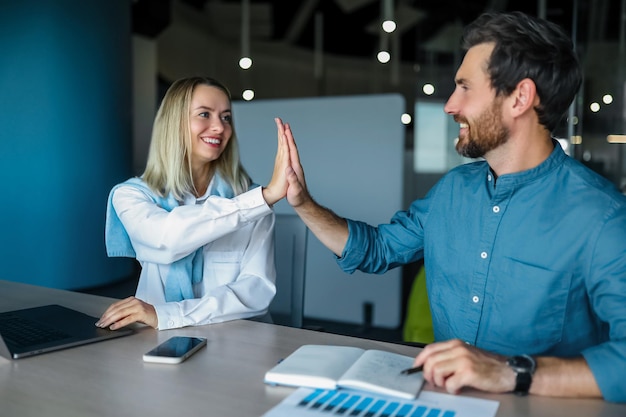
0,0,135,289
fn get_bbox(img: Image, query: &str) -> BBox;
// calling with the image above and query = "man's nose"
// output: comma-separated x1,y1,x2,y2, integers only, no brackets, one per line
443,94,457,115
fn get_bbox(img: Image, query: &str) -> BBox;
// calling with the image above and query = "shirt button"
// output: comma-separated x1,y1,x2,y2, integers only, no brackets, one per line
472,295,480,303
492,206,500,213
168,320,175,327
487,174,492,181
480,252,488,259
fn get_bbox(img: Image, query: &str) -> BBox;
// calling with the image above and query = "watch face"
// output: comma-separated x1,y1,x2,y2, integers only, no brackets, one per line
507,355,535,373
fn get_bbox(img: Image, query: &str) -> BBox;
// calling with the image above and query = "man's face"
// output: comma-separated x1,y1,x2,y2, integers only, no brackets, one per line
444,43,510,159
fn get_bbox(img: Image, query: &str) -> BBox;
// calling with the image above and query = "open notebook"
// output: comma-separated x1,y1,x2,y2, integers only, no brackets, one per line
0,304,134,359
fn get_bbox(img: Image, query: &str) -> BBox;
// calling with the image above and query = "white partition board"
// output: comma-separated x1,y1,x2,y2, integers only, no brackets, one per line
414,100,473,173
233,94,405,328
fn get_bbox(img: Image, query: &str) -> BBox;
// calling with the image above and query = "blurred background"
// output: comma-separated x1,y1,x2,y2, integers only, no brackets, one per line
136,0,625,183
1,0,624,339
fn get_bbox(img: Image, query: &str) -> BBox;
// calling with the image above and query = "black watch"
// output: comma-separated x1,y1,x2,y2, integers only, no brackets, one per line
506,354,536,396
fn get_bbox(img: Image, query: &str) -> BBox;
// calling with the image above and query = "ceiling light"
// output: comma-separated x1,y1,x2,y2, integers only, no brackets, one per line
422,83,435,95
377,50,391,63
240,0,252,70
242,89,255,101
607,135,626,143
239,57,253,70
570,135,583,144
382,20,396,33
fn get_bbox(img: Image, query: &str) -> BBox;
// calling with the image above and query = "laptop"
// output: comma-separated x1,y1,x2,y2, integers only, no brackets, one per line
0,304,134,359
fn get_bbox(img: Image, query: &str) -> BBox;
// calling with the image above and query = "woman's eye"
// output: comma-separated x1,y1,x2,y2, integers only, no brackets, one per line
221,115,232,124
199,112,209,118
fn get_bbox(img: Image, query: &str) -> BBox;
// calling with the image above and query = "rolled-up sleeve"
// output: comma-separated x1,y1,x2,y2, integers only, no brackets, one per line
581,205,626,403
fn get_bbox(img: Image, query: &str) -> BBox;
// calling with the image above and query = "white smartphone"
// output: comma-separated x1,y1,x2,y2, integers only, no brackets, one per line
142,336,207,364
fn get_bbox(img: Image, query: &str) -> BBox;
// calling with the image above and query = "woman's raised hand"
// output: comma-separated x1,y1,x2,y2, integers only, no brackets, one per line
262,117,291,206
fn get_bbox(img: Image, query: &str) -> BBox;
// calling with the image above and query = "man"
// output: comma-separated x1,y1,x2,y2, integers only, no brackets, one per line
279,11,626,402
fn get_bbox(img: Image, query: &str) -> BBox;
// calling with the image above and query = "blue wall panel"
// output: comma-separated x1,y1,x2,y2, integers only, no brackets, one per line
0,0,135,289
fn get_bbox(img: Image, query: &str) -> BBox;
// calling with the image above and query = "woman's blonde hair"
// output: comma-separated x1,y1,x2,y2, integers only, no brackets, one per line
143,76,252,200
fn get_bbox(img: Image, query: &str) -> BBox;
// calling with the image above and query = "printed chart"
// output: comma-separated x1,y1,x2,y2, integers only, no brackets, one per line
262,388,499,417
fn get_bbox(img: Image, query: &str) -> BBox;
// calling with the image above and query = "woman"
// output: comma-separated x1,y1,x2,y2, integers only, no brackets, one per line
97,76,290,330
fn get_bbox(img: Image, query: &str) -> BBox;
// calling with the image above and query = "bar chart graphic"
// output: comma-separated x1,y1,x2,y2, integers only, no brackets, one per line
263,388,499,417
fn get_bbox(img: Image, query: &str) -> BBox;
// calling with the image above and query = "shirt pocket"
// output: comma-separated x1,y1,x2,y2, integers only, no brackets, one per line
202,250,244,287
486,259,572,354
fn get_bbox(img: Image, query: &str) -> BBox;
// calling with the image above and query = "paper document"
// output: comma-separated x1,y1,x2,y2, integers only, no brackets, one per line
261,387,499,417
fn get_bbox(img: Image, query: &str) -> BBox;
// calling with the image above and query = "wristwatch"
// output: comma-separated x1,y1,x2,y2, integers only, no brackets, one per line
506,354,536,396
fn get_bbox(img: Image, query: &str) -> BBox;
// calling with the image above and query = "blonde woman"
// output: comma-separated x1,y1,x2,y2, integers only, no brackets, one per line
98,76,291,330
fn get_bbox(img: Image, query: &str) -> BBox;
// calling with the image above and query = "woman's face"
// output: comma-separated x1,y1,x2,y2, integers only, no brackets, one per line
188,84,233,168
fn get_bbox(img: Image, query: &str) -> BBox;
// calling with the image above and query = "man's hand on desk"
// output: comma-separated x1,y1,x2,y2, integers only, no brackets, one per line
411,339,604,400
413,339,515,395
96,296,158,330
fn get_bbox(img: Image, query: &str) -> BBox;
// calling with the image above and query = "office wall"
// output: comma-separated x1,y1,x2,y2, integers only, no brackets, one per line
0,0,135,289
233,94,405,328
132,35,157,176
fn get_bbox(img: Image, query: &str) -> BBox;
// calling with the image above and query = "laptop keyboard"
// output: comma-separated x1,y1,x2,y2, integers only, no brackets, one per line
0,314,71,347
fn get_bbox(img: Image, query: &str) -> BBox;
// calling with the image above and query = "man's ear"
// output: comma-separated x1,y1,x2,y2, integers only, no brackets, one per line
510,78,539,117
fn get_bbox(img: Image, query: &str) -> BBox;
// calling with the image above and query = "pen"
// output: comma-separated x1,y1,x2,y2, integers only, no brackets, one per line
400,365,423,375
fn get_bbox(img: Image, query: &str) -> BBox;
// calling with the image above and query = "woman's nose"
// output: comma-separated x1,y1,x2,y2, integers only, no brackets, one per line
210,118,224,132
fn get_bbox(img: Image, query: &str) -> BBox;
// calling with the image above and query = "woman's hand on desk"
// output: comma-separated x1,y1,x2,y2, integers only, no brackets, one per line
96,297,157,330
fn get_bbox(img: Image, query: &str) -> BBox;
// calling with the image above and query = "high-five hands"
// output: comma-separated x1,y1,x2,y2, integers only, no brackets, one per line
272,118,311,208
262,117,292,206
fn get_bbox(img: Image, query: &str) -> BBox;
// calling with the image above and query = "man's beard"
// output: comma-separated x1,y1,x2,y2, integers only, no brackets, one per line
455,98,510,159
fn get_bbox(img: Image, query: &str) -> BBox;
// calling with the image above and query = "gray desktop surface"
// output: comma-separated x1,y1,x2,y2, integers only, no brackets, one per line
0,280,623,417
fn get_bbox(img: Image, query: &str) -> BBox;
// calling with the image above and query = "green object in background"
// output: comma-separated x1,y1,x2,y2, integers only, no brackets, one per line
403,266,435,344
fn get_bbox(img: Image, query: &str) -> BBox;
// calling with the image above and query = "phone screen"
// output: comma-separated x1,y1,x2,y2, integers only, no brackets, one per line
143,336,207,363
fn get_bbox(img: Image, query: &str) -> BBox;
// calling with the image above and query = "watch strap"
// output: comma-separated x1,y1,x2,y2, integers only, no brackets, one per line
513,369,532,396
508,354,535,396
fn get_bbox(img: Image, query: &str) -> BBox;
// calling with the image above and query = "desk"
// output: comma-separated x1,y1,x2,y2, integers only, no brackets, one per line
1,280,624,417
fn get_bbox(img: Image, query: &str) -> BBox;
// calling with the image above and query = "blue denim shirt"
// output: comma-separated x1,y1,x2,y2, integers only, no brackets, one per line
338,142,626,402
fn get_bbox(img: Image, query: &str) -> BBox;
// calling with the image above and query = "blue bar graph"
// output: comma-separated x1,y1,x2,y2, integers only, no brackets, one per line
364,399,386,417
298,389,324,407
292,390,459,417
336,394,361,415
396,404,414,417
380,401,399,417
325,393,350,412
411,405,428,417
311,390,338,409
426,408,441,417
350,397,373,416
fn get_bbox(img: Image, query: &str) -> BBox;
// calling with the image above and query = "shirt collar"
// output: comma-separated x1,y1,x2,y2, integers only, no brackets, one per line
488,139,566,189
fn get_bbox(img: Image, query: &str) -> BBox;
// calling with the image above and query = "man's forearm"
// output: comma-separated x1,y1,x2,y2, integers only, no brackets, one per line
294,199,349,257
531,356,602,398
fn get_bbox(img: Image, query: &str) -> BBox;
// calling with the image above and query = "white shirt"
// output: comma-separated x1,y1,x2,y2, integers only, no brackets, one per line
111,184,276,330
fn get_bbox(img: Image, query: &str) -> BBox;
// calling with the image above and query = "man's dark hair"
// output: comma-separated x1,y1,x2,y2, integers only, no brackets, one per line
461,11,582,132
